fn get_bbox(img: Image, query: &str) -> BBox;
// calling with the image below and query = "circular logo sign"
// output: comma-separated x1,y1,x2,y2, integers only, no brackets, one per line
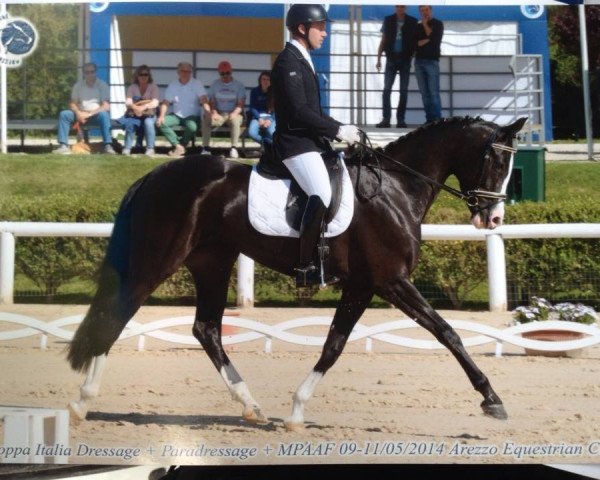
1,20,36,56
520,5,544,20
0,15,38,67
89,2,110,14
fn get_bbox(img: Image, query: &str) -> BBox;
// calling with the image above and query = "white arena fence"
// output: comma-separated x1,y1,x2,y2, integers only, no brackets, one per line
1,311,599,357
1,222,600,311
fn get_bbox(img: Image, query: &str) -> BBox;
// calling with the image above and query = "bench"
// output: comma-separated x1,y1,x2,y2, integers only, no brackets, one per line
6,119,57,147
6,117,260,156
5,118,123,147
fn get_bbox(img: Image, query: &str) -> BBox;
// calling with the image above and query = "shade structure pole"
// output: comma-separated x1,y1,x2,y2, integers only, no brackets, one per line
578,5,593,160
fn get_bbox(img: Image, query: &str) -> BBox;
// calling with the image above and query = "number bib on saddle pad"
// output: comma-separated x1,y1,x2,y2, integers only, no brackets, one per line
247,159,355,238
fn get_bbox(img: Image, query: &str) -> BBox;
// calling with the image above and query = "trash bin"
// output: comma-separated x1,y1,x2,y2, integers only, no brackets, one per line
506,146,545,202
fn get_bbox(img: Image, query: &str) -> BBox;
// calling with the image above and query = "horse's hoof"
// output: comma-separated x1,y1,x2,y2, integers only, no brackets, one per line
284,420,305,433
481,401,508,420
243,406,270,425
68,401,87,423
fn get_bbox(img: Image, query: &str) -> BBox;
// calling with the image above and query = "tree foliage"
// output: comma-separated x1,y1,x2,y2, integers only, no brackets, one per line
548,5,600,87
7,4,79,119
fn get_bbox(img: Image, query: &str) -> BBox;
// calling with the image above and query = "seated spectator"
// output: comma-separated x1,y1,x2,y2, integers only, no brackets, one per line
247,71,276,147
202,61,247,158
118,65,160,156
156,62,209,157
53,62,115,154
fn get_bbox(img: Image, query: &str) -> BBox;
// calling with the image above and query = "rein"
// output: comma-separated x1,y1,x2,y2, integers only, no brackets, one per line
354,130,517,208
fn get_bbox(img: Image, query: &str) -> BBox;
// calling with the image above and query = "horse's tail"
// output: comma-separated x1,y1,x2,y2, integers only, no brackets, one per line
67,176,146,373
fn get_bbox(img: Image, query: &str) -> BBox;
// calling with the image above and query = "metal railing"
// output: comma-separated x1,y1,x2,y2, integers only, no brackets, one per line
7,48,544,137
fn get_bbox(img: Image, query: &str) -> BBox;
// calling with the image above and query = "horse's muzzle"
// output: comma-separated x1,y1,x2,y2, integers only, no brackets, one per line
471,202,505,230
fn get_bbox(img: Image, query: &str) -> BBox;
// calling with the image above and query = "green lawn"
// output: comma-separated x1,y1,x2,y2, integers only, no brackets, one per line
1,153,599,205
0,154,164,201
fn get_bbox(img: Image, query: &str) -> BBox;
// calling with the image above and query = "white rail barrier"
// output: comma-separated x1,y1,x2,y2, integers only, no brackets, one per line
1,222,600,310
1,312,598,357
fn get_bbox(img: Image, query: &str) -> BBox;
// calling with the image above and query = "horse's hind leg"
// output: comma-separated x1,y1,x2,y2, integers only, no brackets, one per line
187,249,268,425
285,285,373,432
68,354,107,422
379,277,507,420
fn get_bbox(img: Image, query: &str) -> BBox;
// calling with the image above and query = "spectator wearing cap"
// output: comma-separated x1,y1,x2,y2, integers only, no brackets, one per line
201,61,247,158
156,62,210,157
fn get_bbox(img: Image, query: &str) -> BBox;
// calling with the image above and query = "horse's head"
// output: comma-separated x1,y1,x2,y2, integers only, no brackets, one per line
454,117,527,230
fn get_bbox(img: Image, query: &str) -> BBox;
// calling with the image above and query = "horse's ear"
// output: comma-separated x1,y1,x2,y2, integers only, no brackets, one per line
501,117,528,137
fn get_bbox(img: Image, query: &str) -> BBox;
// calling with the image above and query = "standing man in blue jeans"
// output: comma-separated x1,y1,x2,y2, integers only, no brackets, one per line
415,5,444,123
375,5,418,128
54,62,114,154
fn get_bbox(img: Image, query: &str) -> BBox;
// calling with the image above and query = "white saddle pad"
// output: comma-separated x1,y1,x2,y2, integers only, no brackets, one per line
248,161,354,238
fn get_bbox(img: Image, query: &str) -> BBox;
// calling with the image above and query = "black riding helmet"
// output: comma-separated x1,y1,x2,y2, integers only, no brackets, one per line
285,4,330,27
286,4,331,49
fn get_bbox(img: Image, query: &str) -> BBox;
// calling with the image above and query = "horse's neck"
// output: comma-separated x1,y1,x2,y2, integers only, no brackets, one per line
384,137,456,219
391,139,453,186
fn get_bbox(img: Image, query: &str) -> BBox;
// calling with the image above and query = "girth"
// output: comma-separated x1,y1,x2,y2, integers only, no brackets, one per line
256,145,345,231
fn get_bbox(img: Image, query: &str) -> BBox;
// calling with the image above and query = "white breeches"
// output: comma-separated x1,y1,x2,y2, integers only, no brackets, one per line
283,151,332,208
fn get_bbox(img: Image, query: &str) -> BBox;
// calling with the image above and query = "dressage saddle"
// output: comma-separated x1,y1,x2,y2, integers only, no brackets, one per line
256,144,345,231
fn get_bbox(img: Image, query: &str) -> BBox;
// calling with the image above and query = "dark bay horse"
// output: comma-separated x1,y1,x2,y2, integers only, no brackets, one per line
67,116,526,431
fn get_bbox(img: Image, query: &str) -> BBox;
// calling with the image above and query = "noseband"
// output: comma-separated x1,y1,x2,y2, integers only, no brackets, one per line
355,129,517,209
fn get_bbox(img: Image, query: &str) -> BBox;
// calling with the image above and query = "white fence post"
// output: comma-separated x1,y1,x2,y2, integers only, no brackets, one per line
237,254,254,308
0,232,15,305
486,233,507,312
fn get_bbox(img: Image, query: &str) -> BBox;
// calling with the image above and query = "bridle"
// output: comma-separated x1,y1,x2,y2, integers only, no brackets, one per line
354,129,517,209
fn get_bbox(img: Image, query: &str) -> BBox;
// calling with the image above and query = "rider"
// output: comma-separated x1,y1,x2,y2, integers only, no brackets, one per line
271,4,360,288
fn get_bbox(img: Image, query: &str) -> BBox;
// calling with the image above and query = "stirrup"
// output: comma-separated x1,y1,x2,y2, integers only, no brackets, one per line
294,263,339,289
294,263,318,288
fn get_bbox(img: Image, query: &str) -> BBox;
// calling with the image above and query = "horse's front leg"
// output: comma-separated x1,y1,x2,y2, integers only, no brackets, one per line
379,277,507,420
285,286,373,432
188,249,268,425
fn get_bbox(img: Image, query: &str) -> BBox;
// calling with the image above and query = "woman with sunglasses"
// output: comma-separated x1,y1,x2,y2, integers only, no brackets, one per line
120,65,160,155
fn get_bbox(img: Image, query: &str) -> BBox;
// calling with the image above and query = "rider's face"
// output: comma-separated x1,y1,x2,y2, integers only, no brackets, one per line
306,21,327,50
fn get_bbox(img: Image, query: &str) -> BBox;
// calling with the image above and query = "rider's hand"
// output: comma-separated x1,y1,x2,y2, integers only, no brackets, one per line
337,124,360,145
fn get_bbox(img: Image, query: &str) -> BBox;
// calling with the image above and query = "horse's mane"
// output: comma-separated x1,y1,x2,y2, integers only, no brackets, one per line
384,116,491,152
345,116,493,166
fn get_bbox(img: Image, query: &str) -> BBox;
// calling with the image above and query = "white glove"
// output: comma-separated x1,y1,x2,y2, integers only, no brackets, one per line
337,124,360,145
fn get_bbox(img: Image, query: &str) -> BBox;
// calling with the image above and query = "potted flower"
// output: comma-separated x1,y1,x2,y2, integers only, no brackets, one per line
512,297,598,357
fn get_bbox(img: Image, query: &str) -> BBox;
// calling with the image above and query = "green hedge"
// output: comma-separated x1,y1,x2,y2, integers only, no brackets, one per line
1,195,599,307
415,201,600,308
0,195,115,299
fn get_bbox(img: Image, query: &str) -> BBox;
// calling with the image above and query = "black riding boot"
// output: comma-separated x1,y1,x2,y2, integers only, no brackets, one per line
295,195,338,288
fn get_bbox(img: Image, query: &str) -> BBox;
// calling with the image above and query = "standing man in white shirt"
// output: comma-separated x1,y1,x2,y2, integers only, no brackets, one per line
156,62,210,157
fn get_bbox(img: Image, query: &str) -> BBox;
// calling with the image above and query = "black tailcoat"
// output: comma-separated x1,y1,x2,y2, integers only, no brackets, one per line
271,42,341,160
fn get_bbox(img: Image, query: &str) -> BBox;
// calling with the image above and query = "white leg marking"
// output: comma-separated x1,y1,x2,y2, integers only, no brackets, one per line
219,363,267,423
220,363,258,407
286,370,323,426
69,354,107,421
